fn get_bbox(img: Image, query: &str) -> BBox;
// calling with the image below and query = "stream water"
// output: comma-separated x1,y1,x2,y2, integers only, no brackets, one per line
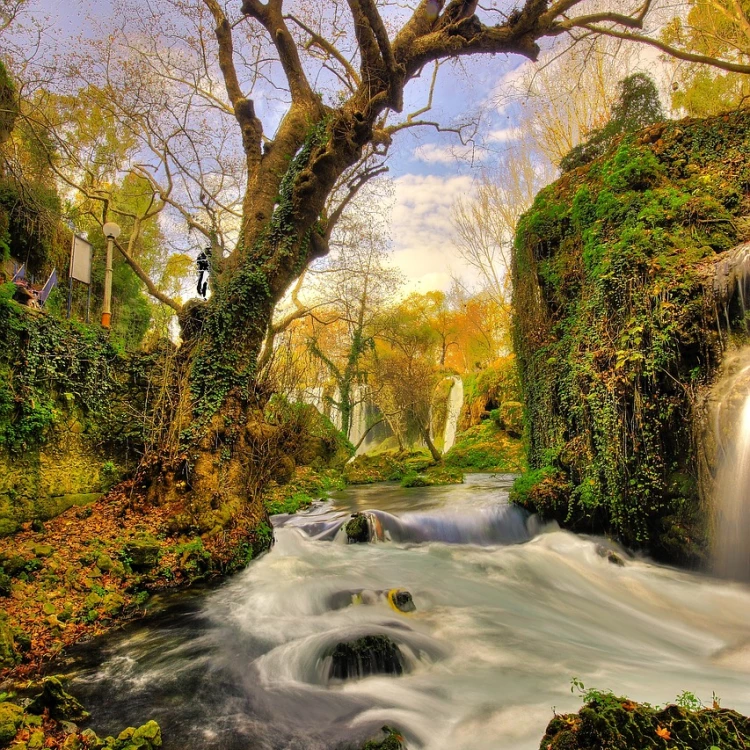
711,347,750,582
69,475,750,750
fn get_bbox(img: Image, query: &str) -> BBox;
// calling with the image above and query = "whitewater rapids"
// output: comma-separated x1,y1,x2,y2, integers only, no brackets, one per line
69,475,750,750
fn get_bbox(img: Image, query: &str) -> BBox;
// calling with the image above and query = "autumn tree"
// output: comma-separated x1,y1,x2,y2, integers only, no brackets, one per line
452,144,551,324
664,0,750,115
373,300,444,461
305,216,401,438
8,0,750,531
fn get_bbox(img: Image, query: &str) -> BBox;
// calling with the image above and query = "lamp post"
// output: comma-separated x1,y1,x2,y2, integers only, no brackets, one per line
101,222,121,329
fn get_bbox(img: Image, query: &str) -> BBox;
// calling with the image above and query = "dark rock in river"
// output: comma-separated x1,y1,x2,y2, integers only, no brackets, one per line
327,588,416,613
540,695,750,749
345,513,370,543
389,589,416,613
361,725,406,749
328,635,404,680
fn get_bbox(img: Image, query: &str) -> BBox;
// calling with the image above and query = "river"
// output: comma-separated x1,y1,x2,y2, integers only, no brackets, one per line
68,474,750,749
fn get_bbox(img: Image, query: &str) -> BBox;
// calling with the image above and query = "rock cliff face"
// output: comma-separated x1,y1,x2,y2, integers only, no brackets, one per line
512,110,750,564
0,294,151,534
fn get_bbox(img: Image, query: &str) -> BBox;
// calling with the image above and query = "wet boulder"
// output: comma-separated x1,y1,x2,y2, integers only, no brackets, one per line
328,635,405,680
26,677,90,722
361,726,406,749
595,545,626,566
345,513,370,543
388,589,416,613
327,588,416,614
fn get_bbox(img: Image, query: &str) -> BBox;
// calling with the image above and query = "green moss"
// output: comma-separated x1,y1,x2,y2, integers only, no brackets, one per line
445,421,526,472
344,450,433,485
0,701,23,744
541,694,750,750
401,467,463,487
345,513,370,543
361,726,406,750
264,467,346,516
513,111,750,563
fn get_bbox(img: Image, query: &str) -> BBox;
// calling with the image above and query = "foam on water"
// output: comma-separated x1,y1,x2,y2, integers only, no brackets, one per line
69,475,750,750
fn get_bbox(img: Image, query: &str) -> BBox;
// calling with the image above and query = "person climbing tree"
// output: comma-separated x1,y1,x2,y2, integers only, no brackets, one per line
196,248,211,299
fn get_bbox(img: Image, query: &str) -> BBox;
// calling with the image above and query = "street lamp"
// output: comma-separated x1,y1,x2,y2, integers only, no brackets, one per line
101,222,121,329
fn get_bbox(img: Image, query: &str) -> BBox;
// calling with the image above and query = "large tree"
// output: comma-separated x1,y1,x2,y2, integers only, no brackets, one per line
9,0,750,531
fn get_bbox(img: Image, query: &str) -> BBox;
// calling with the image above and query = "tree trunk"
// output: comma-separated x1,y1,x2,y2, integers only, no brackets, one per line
146,87,382,538
421,423,443,463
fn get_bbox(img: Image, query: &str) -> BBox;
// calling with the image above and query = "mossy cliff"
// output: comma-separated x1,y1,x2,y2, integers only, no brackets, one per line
0,290,154,534
512,110,750,564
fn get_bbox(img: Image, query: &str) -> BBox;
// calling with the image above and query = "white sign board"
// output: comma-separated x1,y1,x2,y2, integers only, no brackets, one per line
70,235,92,285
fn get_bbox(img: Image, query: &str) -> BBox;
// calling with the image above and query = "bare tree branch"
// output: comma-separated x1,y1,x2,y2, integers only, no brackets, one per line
574,23,750,74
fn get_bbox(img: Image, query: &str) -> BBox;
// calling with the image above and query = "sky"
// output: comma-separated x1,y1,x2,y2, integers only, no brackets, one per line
14,0,545,297
11,0,667,298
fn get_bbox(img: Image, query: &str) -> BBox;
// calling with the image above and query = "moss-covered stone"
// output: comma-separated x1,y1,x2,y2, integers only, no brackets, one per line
130,719,162,748
26,677,89,721
0,615,19,669
361,726,406,749
345,513,370,543
540,695,750,749
0,554,27,577
96,554,114,572
122,539,161,571
0,701,23,743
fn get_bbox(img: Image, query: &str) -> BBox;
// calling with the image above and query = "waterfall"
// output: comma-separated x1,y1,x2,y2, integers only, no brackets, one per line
711,348,750,581
442,376,463,454
349,383,368,448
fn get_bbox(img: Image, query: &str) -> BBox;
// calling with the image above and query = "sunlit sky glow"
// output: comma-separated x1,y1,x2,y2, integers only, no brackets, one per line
16,0,668,296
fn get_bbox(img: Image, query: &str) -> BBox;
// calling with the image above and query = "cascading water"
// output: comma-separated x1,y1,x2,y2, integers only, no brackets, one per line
67,474,750,750
711,348,750,581
349,383,368,448
441,376,463,453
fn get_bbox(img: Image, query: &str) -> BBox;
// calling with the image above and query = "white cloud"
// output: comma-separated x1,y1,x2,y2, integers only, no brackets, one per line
412,142,477,165
487,126,523,143
387,173,483,293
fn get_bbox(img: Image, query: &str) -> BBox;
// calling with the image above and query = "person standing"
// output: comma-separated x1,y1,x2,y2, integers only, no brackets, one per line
196,247,211,299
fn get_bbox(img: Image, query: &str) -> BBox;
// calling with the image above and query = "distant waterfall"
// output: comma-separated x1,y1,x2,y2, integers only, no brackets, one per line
442,376,464,454
349,383,368,448
712,349,750,581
